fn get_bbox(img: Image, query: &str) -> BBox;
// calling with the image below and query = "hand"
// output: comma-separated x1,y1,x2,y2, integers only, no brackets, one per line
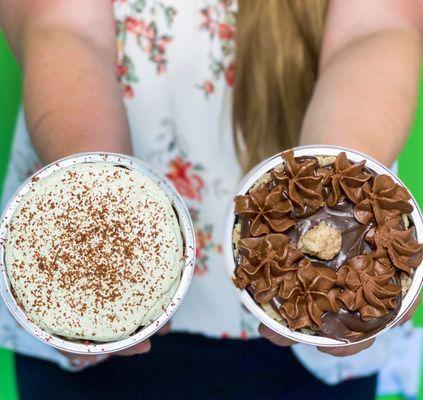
259,295,421,357
62,321,171,369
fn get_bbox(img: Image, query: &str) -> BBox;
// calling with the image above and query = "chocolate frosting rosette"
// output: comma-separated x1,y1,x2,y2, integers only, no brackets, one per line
227,146,423,345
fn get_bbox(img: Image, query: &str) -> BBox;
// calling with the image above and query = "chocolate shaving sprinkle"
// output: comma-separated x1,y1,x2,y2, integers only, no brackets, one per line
5,162,184,343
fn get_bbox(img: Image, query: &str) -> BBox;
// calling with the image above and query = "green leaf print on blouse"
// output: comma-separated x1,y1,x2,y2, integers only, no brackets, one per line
119,54,137,95
197,0,236,97
130,0,147,14
160,2,177,28
114,0,177,97
146,120,205,201
161,139,218,277
221,318,257,340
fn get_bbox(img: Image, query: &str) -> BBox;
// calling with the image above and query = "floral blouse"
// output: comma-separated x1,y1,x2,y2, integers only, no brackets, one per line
0,0,420,389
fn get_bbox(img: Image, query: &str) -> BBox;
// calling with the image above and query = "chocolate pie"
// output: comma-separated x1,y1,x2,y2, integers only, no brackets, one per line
232,151,423,342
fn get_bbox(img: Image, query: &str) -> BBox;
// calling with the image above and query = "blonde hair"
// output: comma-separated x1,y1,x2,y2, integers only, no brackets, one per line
233,0,328,170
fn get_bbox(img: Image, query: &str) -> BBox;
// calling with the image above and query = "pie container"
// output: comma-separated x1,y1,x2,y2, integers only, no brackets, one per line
0,152,196,354
224,145,423,347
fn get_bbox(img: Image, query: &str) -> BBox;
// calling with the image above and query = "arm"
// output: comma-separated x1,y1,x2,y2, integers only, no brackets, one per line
0,0,143,364
262,0,423,355
300,0,423,167
0,0,132,165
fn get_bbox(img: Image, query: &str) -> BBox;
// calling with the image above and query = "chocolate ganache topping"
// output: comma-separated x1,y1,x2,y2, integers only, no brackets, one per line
233,150,423,341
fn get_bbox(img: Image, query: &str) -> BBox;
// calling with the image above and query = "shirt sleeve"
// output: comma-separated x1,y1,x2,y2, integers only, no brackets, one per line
291,322,419,387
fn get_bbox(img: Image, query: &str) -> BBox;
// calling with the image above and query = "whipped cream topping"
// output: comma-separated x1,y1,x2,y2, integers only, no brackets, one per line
5,162,184,342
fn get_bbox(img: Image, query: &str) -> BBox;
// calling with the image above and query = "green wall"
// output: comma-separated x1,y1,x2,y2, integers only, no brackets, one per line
399,72,423,326
0,33,20,400
0,33,20,185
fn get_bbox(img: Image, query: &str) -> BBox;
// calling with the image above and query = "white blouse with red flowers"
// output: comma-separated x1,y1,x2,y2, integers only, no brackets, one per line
1,0,419,387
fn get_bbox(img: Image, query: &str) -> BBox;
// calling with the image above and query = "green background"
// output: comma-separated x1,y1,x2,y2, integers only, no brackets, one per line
0,33,21,400
0,33,422,400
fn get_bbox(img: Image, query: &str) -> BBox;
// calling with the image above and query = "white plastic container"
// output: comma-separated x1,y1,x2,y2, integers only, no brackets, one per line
224,145,423,347
0,152,196,354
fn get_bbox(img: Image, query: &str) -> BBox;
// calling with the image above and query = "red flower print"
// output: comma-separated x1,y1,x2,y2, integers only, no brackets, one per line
194,263,208,276
218,23,235,40
221,331,248,340
157,63,167,74
200,7,214,31
156,36,172,53
145,23,156,40
152,53,165,64
125,17,145,35
123,84,134,98
198,2,236,97
166,156,204,201
141,23,172,74
186,210,214,277
204,81,214,94
201,80,215,96
240,330,248,340
224,62,235,87
117,63,128,77
215,244,223,254
194,227,213,276
115,3,176,97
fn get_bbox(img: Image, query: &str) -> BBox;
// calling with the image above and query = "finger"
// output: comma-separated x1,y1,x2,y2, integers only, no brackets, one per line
157,321,171,336
258,324,296,347
116,339,152,356
60,351,110,368
397,294,421,326
73,354,110,368
318,338,375,357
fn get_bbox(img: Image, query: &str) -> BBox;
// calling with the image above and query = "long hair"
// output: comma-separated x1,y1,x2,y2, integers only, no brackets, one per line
233,0,328,170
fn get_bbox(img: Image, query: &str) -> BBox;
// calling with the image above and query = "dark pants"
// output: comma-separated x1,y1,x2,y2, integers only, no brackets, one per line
16,333,376,400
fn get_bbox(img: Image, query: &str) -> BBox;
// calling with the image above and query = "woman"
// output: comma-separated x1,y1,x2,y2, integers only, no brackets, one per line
0,0,422,398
